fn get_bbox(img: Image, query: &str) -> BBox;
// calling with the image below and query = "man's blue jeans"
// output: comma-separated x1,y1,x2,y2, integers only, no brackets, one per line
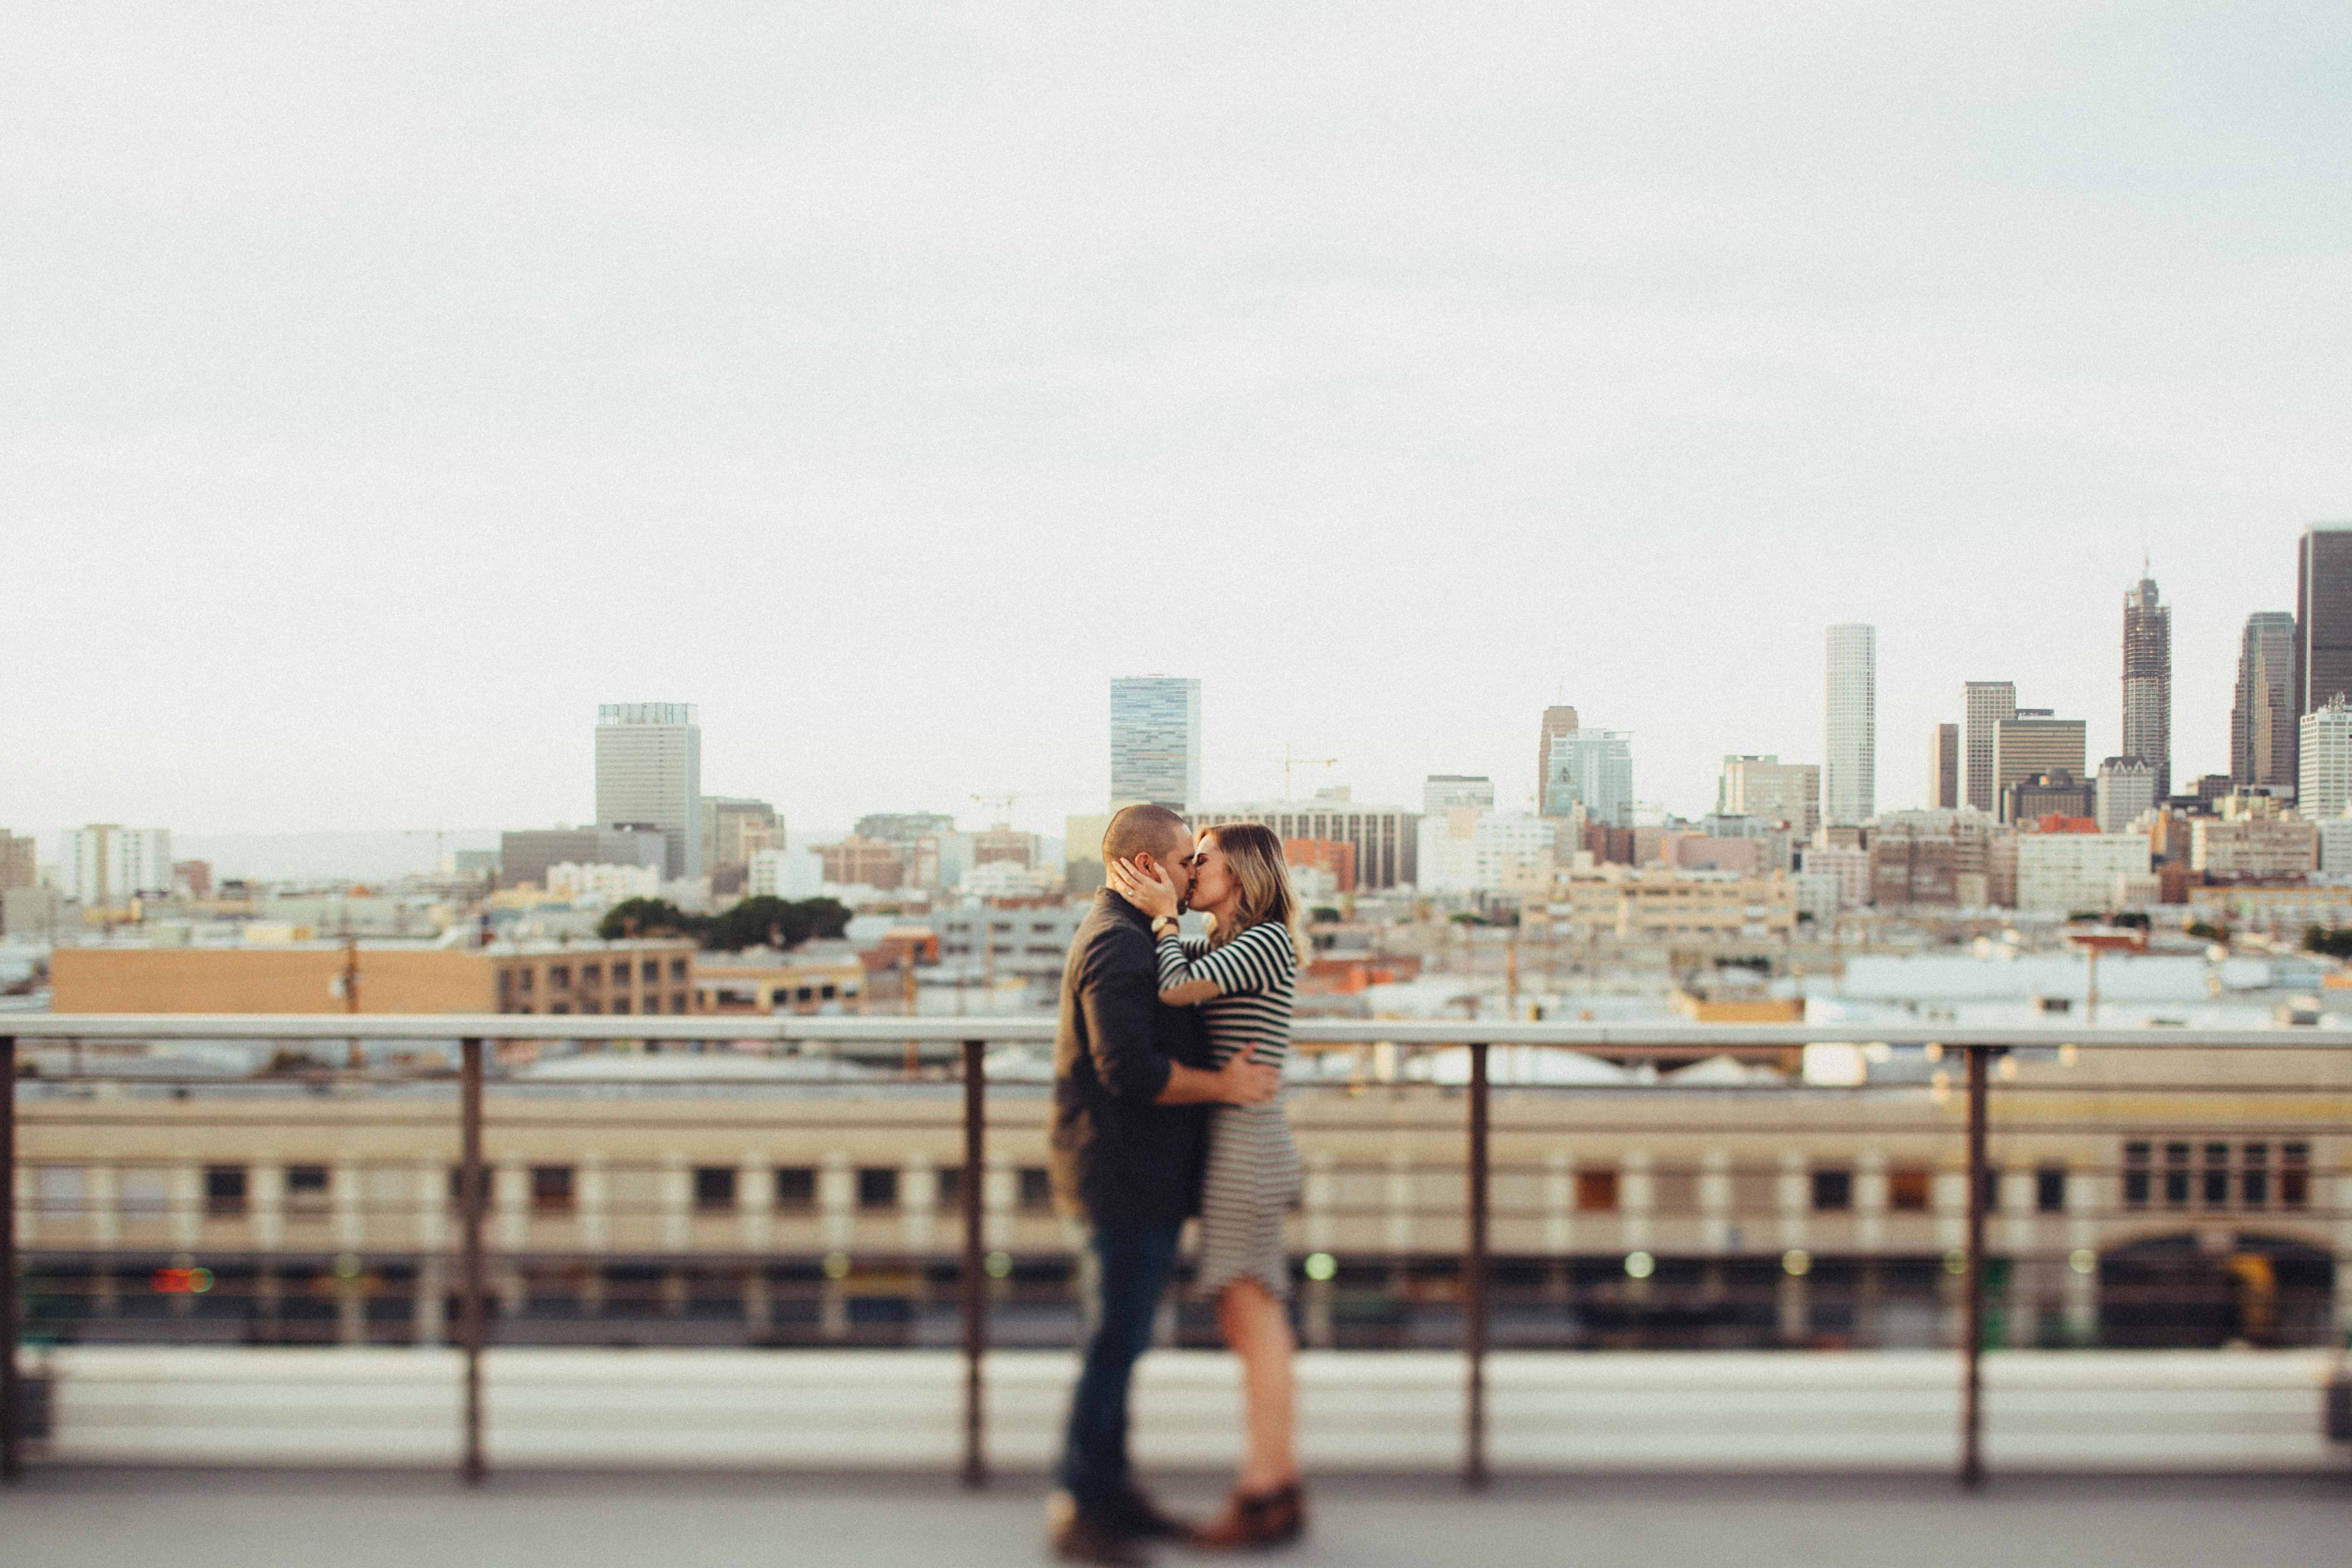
1056,1221,1183,1509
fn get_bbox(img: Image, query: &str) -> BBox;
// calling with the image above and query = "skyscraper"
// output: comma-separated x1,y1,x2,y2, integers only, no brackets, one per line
2233,611,2297,794
1535,705,1579,812
1824,624,1876,827
1928,724,1960,810
2297,523,2352,718
1109,676,1201,809
1993,712,2087,822
1963,681,2017,812
1545,730,1633,826
2121,572,2172,802
2298,695,2352,821
69,825,172,905
595,703,702,879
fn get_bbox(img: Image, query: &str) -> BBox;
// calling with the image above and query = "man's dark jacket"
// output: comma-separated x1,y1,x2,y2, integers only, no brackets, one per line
1049,890,1215,1228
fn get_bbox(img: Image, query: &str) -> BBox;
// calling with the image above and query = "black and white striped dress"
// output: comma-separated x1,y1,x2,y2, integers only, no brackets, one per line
1156,921,1301,1298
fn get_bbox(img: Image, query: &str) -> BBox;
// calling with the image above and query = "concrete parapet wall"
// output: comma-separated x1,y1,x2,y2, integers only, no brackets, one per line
16,1348,2344,1473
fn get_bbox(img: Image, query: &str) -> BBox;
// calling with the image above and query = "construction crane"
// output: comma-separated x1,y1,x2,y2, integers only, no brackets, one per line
1283,746,1339,800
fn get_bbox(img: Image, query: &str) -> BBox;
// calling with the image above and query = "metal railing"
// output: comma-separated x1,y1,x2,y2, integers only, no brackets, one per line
5,1013,2350,1489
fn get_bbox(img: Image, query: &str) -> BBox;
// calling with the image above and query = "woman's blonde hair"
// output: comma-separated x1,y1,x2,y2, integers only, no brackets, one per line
1201,822,1306,964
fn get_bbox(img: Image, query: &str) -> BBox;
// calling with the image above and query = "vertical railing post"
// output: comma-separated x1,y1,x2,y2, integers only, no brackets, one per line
1960,1043,1989,1491
459,1036,487,1486
1,1034,19,1484
1464,1039,1490,1490
960,1038,988,1488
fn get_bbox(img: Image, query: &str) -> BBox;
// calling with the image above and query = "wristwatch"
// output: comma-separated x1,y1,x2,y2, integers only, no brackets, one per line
1151,916,1181,939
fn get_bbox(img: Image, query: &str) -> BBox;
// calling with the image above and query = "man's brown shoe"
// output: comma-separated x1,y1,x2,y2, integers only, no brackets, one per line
1106,1481,1189,1540
1048,1491,1152,1567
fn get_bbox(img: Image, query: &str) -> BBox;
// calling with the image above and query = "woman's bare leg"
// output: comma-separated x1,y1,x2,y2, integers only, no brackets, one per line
1217,1278,1300,1494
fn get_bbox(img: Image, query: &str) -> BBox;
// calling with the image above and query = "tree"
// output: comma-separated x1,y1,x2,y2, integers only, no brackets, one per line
2302,925,2352,960
2185,920,2228,943
597,898,703,941
701,895,853,952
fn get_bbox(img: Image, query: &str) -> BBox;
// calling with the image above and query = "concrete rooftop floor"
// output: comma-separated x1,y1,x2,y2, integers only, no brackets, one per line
5,1468,2349,1568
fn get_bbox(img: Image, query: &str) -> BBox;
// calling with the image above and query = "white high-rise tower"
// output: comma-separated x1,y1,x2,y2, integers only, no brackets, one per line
595,703,703,880
1109,676,1202,810
1824,624,1877,827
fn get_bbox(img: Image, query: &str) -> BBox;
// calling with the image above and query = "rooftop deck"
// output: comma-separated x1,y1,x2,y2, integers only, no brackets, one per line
6,1469,2346,1568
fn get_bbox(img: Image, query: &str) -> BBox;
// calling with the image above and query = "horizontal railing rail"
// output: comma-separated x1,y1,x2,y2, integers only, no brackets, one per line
4,1016,2347,1491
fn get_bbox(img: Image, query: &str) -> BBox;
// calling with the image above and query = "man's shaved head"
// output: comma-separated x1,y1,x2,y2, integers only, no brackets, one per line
1103,803,1192,868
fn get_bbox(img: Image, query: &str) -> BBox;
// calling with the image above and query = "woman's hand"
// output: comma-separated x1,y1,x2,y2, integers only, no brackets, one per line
1109,855,1182,920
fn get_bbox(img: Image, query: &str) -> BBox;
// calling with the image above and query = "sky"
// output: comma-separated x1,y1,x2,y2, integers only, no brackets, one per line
6,3,2351,859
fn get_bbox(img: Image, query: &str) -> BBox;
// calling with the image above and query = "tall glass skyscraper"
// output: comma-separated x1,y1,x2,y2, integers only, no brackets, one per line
2121,572,2172,803
1824,624,1876,827
595,702,702,879
1963,680,2016,813
2233,611,2297,792
2297,523,2352,718
1109,676,1201,810
1545,729,1633,826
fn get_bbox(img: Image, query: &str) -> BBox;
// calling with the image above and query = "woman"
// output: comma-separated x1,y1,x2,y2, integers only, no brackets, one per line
1110,822,1306,1549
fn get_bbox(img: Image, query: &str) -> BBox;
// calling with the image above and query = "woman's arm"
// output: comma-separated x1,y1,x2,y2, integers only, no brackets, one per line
1155,923,1283,1006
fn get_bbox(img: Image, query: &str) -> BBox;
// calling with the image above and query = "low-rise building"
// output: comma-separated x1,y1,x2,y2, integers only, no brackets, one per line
2191,803,2318,879
1549,867,1796,942
49,939,699,1017
2186,882,2352,936
2015,829,2150,914
694,950,867,1014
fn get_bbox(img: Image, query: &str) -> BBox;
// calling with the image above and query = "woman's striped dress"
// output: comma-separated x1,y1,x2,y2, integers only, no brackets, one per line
1156,921,1301,1298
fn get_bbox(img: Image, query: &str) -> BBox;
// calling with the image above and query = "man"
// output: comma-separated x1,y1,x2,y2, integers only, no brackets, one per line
1046,803,1282,1566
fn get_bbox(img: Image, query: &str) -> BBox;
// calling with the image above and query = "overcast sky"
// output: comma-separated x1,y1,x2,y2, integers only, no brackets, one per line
7,3,2350,853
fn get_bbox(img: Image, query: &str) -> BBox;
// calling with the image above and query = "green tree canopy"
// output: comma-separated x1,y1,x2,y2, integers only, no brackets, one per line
597,898,702,941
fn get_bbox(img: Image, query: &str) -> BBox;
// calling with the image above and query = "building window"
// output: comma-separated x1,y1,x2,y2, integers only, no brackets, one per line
204,1165,248,1216
35,1167,84,1220
1018,1167,1054,1211
550,1002,570,1016
516,969,534,993
2035,1166,2067,1213
2240,1143,2269,1208
856,1167,899,1210
694,1167,737,1212
936,1166,963,1209
671,993,689,1014
1574,1169,1618,1212
642,960,660,984
580,999,601,1015
1888,1167,1931,1213
670,959,688,982
2123,1142,2151,1208
286,1164,330,1214
530,1165,574,1215
1810,1169,1853,1211
612,998,631,1015
119,1168,169,1222
2162,1142,2191,1208
550,965,571,990
775,1167,817,1210
581,963,602,986
2281,1142,2310,1209
2202,1142,2231,1208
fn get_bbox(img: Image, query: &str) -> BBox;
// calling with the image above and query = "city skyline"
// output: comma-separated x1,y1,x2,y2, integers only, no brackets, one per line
7,12,2352,844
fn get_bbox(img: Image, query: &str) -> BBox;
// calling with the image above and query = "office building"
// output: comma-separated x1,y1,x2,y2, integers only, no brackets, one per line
816,837,910,892
2298,694,2352,822
1423,775,1495,814
2191,799,2319,879
1868,810,2003,909
1545,730,1633,826
1192,790,1419,889
2317,816,2352,877
1963,681,2017,812
1717,756,1820,839
1824,624,1876,827
748,847,825,900
1551,866,1797,942
70,825,172,906
1109,676,1201,810
2015,829,2151,914
595,703,702,879
499,828,670,892
2121,572,2172,802
1284,838,1358,894
701,798,780,890
1993,713,2087,822
855,812,958,844
2296,523,2352,718
51,939,697,1017
1534,706,1579,812
2004,770,2096,825
2233,611,2298,793
0,830,35,892
1929,724,1960,810
2095,757,2156,835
